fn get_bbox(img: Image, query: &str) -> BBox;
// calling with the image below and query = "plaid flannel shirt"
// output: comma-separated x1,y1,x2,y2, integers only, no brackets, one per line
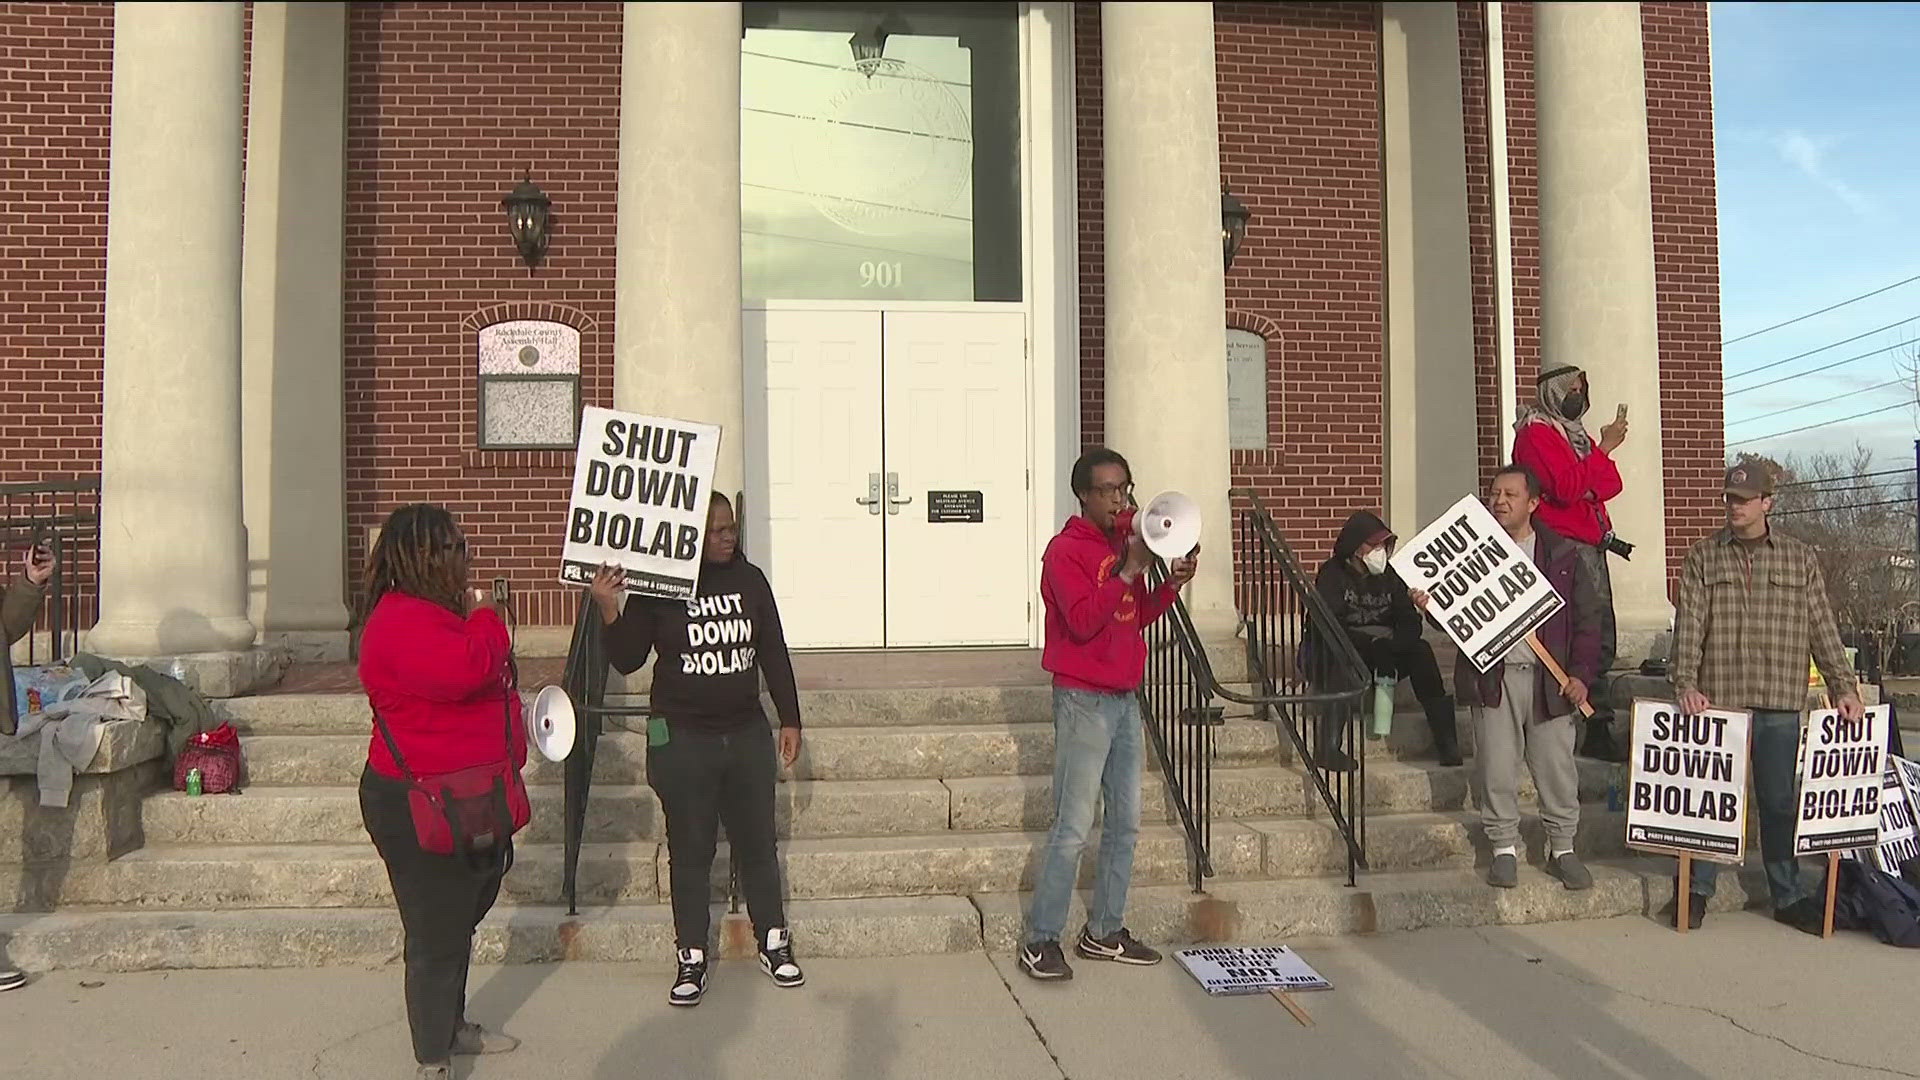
1671,527,1856,713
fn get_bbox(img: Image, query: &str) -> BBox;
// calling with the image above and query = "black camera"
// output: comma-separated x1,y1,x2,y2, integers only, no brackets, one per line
1601,533,1634,561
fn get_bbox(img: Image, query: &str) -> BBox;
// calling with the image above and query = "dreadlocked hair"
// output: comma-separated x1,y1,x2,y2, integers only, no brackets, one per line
360,503,469,623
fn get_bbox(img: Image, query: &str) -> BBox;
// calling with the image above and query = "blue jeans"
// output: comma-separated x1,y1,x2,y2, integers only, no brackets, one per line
1025,687,1144,944
1680,709,1819,909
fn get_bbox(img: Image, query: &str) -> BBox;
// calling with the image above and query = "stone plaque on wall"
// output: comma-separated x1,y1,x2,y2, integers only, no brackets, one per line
476,319,581,449
477,320,580,376
1225,328,1269,451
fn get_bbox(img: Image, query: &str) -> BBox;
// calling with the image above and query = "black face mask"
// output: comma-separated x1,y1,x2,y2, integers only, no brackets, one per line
1559,391,1589,421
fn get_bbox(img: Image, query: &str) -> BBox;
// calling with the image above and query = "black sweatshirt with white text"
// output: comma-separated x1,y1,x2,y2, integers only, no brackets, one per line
601,554,802,732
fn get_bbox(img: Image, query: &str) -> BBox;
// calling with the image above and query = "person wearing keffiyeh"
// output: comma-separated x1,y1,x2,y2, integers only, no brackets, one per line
1512,364,1629,761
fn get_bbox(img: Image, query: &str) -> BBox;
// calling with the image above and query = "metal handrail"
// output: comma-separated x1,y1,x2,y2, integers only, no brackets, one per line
1138,489,1373,888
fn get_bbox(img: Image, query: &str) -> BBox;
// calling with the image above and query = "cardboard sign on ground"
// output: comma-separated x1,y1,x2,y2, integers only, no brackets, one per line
1387,494,1563,673
1625,698,1751,864
1174,945,1332,996
560,407,721,601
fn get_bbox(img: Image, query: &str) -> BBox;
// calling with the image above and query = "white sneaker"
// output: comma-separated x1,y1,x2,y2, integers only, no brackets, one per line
670,948,708,1007
759,927,804,988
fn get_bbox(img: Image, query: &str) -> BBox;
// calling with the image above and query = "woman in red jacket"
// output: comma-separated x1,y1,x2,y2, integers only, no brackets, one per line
1512,364,1630,761
356,504,525,1080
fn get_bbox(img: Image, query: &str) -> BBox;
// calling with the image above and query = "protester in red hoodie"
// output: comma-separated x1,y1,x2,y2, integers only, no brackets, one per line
1512,363,1630,762
357,504,525,1080
1020,447,1196,982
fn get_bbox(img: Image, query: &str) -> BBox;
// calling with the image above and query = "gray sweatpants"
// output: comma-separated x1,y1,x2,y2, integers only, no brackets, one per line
1473,661,1580,850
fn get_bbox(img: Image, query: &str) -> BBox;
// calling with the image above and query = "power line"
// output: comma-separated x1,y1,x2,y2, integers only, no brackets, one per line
1725,314,1920,381
1725,399,1912,447
1724,339,1917,397
1779,468,1915,489
1724,273,1920,346
1774,496,1914,517
1777,481,1911,498
1726,378,1905,427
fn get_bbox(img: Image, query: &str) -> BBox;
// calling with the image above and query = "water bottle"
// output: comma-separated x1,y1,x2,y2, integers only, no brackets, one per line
1371,676,1396,739
186,767,203,797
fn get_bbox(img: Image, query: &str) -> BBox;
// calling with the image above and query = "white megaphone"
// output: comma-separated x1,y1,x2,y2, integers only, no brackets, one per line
528,685,577,763
1120,490,1202,560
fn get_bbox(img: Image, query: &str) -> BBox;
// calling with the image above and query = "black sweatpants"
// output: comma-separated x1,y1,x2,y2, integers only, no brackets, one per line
360,768,511,1065
1359,634,1447,702
647,718,786,950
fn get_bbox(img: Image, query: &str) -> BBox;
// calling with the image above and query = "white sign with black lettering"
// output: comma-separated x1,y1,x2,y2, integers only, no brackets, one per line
559,406,721,601
1174,945,1331,996
1387,494,1563,673
1794,706,1886,855
1625,698,1751,863
1867,756,1920,874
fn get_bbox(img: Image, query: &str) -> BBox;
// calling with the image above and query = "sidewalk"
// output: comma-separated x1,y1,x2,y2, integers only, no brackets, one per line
7,911,1914,1079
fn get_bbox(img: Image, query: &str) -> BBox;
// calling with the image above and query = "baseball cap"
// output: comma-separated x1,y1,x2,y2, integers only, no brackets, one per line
1723,463,1773,500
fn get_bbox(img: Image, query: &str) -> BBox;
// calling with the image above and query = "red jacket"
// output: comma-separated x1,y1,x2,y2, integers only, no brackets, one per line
1513,421,1622,547
358,592,526,780
1040,516,1178,694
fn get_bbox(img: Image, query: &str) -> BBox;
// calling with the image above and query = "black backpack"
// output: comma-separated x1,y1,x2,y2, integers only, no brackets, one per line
1835,857,1920,947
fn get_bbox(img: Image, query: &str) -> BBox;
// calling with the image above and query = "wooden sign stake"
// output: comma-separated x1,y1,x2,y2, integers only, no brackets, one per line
1823,851,1840,938
1269,988,1315,1027
1676,854,1691,934
1524,630,1595,718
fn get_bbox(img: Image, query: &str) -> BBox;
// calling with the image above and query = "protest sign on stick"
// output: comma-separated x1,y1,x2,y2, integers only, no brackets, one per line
1388,494,1563,674
1625,699,1752,932
1794,705,1889,938
559,407,721,601
1873,755,1920,876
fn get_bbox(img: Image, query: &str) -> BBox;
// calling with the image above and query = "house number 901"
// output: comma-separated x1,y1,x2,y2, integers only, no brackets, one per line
859,261,902,289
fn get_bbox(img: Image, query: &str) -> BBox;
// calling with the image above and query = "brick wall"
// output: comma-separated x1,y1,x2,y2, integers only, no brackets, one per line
343,1,620,627
1075,2,1387,568
1642,2,1723,589
0,3,111,483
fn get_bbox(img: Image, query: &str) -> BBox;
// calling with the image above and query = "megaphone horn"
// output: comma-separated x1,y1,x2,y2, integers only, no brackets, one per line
529,684,578,763
1133,490,1202,560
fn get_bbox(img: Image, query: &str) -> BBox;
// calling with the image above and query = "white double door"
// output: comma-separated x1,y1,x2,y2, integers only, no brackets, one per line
746,308,1031,649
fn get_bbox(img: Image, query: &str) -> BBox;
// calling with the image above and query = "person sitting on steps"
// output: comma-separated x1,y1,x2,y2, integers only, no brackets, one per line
1311,510,1462,770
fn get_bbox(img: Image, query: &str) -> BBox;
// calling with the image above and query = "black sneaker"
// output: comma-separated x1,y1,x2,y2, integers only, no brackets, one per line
0,968,24,992
1075,926,1162,966
669,948,708,1006
1019,939,1074,980
1657,896,1707,930
759,927,804,988
1774,896,1825,936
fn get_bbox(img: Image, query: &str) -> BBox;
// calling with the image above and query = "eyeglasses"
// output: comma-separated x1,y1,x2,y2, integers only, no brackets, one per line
1089,482,1134,499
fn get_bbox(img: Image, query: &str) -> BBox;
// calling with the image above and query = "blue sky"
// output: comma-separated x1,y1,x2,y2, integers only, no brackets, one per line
1714,1,1920,472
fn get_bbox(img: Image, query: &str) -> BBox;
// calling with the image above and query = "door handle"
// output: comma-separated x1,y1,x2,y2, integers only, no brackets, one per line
855,472,882,515
886,472,913,515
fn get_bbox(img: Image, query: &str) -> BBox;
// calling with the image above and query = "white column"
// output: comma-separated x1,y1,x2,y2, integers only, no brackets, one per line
1382,2,1477,536
1102,2,1237,642
1534,1,1671,654
241,2,350,661
614,2,744,498
90,2,254,659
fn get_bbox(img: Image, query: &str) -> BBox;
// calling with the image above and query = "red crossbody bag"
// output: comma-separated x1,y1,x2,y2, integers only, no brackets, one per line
372,662,531,860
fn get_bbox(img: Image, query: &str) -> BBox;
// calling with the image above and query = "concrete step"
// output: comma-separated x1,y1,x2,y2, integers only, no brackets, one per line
140,778,941,846
0,823,1265,911
213,686,1061,736
136,757,1623,848
232,720,1287,787
0,857,1768,973
9,805,1626,912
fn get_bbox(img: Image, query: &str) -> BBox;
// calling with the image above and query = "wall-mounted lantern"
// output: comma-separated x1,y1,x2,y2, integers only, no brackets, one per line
501,170,551,270
1221,186,1252,273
